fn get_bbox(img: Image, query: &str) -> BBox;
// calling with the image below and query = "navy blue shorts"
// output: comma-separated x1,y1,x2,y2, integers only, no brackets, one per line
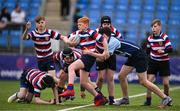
147,59,170,76
38,59,55,72
80,54,96,72
20,71,34,93
96,54,116,71
124,50,148,73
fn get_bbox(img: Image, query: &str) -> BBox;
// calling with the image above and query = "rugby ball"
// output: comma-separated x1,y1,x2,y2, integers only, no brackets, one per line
69,33,80,44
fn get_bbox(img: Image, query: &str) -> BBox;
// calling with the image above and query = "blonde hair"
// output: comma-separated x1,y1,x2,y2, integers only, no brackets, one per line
78,17,89,25
151,19,161,27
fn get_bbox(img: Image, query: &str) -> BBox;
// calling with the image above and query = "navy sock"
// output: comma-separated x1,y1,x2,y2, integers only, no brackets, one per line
67,84,74,90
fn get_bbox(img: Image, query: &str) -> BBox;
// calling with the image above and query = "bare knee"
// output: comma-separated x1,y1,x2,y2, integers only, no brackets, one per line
139,79,147,86
17,92,26,99
118,74,125,81
108,76,114,82
98,77,104,83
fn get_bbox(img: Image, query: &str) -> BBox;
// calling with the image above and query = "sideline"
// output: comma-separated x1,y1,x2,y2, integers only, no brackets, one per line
57,86,180,111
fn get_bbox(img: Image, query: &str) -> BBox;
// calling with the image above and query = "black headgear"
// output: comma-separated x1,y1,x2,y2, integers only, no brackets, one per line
41,75,55,88
62,48,74,59
101,16,111,25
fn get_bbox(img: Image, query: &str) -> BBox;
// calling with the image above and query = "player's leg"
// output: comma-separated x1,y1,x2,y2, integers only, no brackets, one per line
80,70,98,96
107,69,115,105
80,70,108,106
159,60,171,96
106,55,116,105
115,65,133,105
58,69,68,94
59,59,84,97
137,72,172,108
143,74,155,106
162,76,170,96
8,71,29,103
96,70,106,90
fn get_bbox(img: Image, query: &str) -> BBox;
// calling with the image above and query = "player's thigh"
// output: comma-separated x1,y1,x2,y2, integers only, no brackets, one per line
147,74,156,82
80,70,89,83
119,65,134,78
97,69,106,79
69,59,85,70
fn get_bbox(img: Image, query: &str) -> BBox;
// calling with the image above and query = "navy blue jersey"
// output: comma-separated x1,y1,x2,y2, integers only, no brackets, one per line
108,37,140,57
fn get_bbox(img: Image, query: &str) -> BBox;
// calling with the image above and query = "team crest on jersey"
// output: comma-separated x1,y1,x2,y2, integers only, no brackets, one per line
45,36,49,41
159,41,163,46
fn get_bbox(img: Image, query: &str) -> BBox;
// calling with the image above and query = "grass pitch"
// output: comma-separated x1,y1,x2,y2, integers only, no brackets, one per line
0,80,180,111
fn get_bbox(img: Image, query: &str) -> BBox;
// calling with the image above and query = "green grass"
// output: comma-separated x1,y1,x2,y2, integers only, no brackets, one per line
0,80,180,111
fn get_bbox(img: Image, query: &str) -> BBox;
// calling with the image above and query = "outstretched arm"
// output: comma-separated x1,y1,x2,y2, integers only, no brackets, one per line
34,97,55,105
21,21,31,40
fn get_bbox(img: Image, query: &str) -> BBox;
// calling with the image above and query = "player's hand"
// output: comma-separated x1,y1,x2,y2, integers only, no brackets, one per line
49,99,56,104
26,21,31,29
157,49,165,53
67,39,78,47
103,50,110,60
80,92,86,99
82,48,91,55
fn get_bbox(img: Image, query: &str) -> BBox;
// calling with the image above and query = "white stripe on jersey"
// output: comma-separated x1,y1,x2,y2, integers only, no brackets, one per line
165,42,171,47
34,88,40,93
35,46,52,52
151,47,165,50
28,71,39,82
150,52,168,57
150,57,169,61
96,34,102,41
37,52,53,58
32,31,50,37
34,41,51,45
80,40,96,46
78,33,90,38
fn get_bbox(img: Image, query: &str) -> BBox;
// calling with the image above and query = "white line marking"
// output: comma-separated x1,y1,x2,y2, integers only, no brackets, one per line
57,86,180,111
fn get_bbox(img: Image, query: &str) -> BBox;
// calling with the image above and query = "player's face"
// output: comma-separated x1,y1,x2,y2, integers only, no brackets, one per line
152,23,161,35
78,22,88,31
36,20,46,30
64,56,74,64
102,23,111,28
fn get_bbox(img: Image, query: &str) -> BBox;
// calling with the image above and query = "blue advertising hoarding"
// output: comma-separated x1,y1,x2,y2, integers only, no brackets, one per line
0,55,180,84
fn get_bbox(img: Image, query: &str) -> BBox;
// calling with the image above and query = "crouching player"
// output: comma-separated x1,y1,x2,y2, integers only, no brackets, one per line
83,27,172,108
7,68,59,104
53,47,103,99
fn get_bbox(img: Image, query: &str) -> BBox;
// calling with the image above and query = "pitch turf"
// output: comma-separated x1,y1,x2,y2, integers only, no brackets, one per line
0,80,180,111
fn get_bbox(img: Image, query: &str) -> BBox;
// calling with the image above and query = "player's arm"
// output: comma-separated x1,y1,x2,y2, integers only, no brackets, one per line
34,90,55,105
83,49,106,60
21,21,31,40
52,86,60,104
101,37,110,59
61,35,78,47
34,97,55,105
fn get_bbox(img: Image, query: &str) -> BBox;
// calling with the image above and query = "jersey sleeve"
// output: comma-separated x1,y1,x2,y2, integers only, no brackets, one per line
34,87,41,97
27,31,33,40
108,37,121,54
164,35,172,49
50,29,62,40
92,31,104,42
115,30,122,39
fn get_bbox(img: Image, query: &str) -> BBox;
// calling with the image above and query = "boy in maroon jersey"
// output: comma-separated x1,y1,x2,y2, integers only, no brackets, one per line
143,19,173,106
8,68,58,104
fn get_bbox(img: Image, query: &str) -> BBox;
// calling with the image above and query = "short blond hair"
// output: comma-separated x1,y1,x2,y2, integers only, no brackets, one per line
78,17,89,25
151,19,161,27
